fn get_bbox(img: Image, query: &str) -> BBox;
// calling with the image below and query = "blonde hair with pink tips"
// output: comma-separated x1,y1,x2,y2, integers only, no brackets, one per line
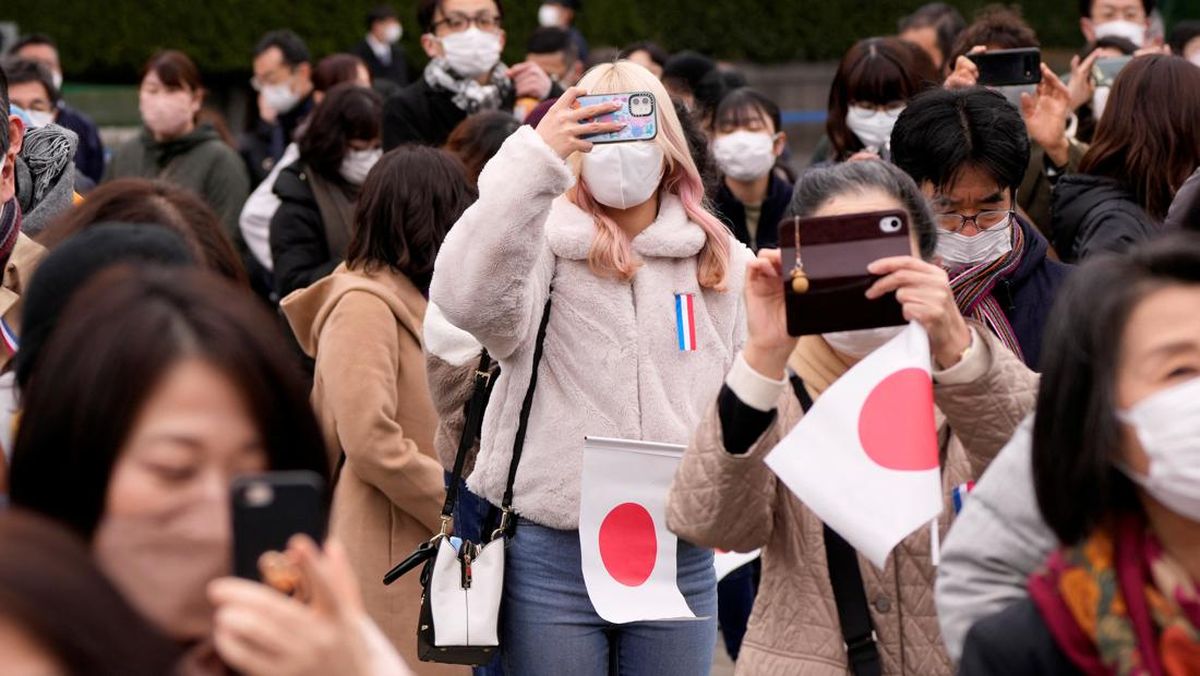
570,61,731,290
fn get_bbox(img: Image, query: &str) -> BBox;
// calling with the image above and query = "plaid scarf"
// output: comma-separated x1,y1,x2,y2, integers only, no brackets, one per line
0,200,21,272
947,219,1026,361
423,59,514,115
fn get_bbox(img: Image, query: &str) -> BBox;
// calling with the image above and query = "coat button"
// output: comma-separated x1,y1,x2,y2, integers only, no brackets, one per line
873,595,892,613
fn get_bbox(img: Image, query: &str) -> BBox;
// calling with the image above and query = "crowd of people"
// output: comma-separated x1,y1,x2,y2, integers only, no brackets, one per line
1,0,1200,673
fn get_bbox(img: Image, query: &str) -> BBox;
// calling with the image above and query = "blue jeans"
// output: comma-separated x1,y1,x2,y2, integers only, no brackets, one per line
446,474,505,676
501,518,717,676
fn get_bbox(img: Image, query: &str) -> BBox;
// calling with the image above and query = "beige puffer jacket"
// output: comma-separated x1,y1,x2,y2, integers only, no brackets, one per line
667,328,1039,675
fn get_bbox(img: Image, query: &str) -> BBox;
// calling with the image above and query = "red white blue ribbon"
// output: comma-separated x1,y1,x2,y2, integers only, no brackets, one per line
0,318,18,356
674,293,697,352
952,481,975,515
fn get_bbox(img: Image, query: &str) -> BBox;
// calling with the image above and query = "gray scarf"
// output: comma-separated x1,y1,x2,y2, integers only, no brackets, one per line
15,124,78,235
423,58,514,114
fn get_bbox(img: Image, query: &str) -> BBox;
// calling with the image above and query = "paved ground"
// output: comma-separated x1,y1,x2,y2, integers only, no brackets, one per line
710,633,735,676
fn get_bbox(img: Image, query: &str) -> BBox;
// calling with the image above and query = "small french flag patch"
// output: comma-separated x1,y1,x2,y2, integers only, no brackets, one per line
952,481,975,515
674,293,697,352
0,318,18,356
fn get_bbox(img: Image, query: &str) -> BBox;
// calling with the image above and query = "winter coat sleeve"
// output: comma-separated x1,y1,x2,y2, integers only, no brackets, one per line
382,91,424,150
428,126,574,360
270,170,337,297
957,598,1079,675
1074,206,1155,261
204,145,252,242
1166,167,1200,232
316,291,446,533
239,144,298,271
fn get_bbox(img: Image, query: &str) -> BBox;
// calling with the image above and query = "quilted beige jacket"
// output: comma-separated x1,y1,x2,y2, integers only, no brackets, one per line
667,329,1038,675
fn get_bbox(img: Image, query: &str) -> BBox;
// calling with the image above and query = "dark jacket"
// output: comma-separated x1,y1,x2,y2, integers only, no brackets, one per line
269,161,357,298
712,172,793,251
382,76,546,149
994,216,1071,369
105,124,250,240
350,38,409,88
239,95,315,185
958,598,1083,676
54,104,105,184
1165,166,1200,232
1050,174,1160,263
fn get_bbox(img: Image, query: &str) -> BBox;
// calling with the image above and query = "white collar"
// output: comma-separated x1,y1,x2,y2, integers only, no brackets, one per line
365,33,391,59
546,193,707,261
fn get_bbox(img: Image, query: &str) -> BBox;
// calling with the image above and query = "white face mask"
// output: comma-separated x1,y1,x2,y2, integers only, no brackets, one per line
845,105,903,152
25,110,55,128
261,81,301,115
936,216,1014,268
712,131,777,182
822,326,906,359
1094,20,1147,47
580,142,665,210
538,4,563,27
1093,85,1112,120
382,23,403,44
340,147,382,185
1190,54,1200,69
51,70,63,91
439,27,503,79
1119,377,1200,522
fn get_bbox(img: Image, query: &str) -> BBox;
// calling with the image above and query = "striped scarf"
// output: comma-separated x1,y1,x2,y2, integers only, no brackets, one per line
0,200,21,271
947,220,1026,361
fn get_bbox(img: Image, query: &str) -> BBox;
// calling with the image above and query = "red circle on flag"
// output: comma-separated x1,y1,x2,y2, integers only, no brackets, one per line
598,502,657,587
857,367,938,471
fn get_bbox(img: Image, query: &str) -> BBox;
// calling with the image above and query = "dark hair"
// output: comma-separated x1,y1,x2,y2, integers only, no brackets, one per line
713,88,793,182
418,0,504,34
891,86,1030,195
951,5,1039,61
1080,55,1200,220
367,4,398,29
140,50,203,93
1169,20,1200,56
347,146,474,291
0,511,182,676
527,27,577,63
673,96,719,197
253,29,311,66
898,2,968,68
618,41,669,69
1033,232,1200,545
0,65,8,155
661,51,716,99
0,57,59,105
1083,35,1139,57
827,37,938,160
444,110,520,186
1078,0,1154,18
694,67,748,122
38,178,247,285
9,266,331,540
7,33,57,56
298,82,382,182
313,53,368,94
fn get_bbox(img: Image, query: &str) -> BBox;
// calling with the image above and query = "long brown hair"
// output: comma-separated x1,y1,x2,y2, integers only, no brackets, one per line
1080,55,1200,221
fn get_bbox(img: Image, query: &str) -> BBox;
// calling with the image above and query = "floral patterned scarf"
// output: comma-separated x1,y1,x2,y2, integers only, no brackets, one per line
1028,515,1200,675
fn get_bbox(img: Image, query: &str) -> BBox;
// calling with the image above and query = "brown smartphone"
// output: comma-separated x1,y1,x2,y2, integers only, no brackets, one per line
778,209,916,337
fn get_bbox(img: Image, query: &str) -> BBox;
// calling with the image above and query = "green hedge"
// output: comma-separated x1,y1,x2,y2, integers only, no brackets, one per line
4,1,1098,81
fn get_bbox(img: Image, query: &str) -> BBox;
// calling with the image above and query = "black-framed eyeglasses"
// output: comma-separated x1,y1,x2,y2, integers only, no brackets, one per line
933,208,1014,233
432,12,502,33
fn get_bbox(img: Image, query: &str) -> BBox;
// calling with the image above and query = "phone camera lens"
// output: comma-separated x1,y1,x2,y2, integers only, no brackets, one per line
880,217,902,233
245,481,275,507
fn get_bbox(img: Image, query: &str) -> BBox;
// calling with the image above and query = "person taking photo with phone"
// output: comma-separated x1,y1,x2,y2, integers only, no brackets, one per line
429,61,754,675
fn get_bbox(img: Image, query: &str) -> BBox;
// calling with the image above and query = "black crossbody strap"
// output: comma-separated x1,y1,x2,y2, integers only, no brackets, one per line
497,295,553,531
440,349,494,520
790,373,881,676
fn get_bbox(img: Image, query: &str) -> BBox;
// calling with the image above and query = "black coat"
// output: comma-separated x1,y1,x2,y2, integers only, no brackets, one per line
992,216,1071,370
1166,166,1200,232
269,161,351,298
383,78,483,149
350,38,409,88
55,104,105,184
959,598,1083,676
239,95,315,185
712,172,793,252
1050,174,1160,263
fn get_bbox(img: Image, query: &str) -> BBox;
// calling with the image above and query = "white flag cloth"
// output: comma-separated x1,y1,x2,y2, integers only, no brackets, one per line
579,437,697,624
764,322,942,569
714,549,761,581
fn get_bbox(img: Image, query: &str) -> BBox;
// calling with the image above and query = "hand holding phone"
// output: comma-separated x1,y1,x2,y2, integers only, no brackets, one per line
575,92,658,143
535,87,626,159
231,471,326,590
968,48,1043,86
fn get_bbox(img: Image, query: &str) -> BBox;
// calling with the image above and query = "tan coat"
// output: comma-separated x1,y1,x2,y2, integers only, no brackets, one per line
0,233,46,370
667,329,1039,675
282,265,465,676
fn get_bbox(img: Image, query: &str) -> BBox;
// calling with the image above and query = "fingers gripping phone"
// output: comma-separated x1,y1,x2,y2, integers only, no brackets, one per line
576,92,658,143
968,48,1043,86
779,209,917,337
232,471,327,583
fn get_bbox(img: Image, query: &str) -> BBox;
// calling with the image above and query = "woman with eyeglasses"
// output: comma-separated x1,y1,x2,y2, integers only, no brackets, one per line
382,0,562,149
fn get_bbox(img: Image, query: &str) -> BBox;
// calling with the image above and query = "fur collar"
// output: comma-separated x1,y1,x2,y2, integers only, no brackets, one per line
545,192,707,261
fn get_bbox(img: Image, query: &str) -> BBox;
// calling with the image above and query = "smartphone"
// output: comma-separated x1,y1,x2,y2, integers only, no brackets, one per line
1092,56,1133,88
968,48,1043,86
576,92,658,143
231,471,327,581
778,209,916,337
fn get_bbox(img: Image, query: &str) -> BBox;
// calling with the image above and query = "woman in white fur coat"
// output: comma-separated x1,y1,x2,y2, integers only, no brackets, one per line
428,62,753,675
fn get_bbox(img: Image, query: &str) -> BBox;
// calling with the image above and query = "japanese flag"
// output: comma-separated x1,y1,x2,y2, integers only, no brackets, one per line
764,322,942,569
579,437,697,624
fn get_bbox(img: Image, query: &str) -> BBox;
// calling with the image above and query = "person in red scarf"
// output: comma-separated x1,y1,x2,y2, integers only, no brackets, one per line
959,232,1200,675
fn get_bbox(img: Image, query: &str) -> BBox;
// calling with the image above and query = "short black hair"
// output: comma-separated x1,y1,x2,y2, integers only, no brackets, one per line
714,87,782,136
0,57,60,105
1083,35,1139,57
1170,20,1200,56
298,82,382,182
661,51,716,97
253,29,311,66
1033,232,1200,545
891,86,1030,195
1078,0,1155,18
0,65,9,156
618,41,669,69
418,0,505,34
7,33,57,56
951,5,1039,61
898,2,968,67
527,27,576,61
367,4,397,29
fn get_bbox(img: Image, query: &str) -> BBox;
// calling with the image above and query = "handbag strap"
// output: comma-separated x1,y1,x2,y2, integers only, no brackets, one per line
495,294,552,537
790,373,881,676
438,349,495,534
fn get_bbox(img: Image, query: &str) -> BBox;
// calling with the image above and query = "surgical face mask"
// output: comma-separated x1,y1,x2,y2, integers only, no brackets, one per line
538,4,563,27
936,215,1014,268
1118,377,1200,522
51,70,63,91
1094,20,1146,48
439,27,503,79
340,147,382,185
994,84,1036,111
382,23,403,44
845,105,903,153
822,326,906,359
712,130,777,182
25,110,55,128
139,91,196,139
261,80,301,115
580,142,665,210
1093,85,1112,120
1190,53,1200,69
